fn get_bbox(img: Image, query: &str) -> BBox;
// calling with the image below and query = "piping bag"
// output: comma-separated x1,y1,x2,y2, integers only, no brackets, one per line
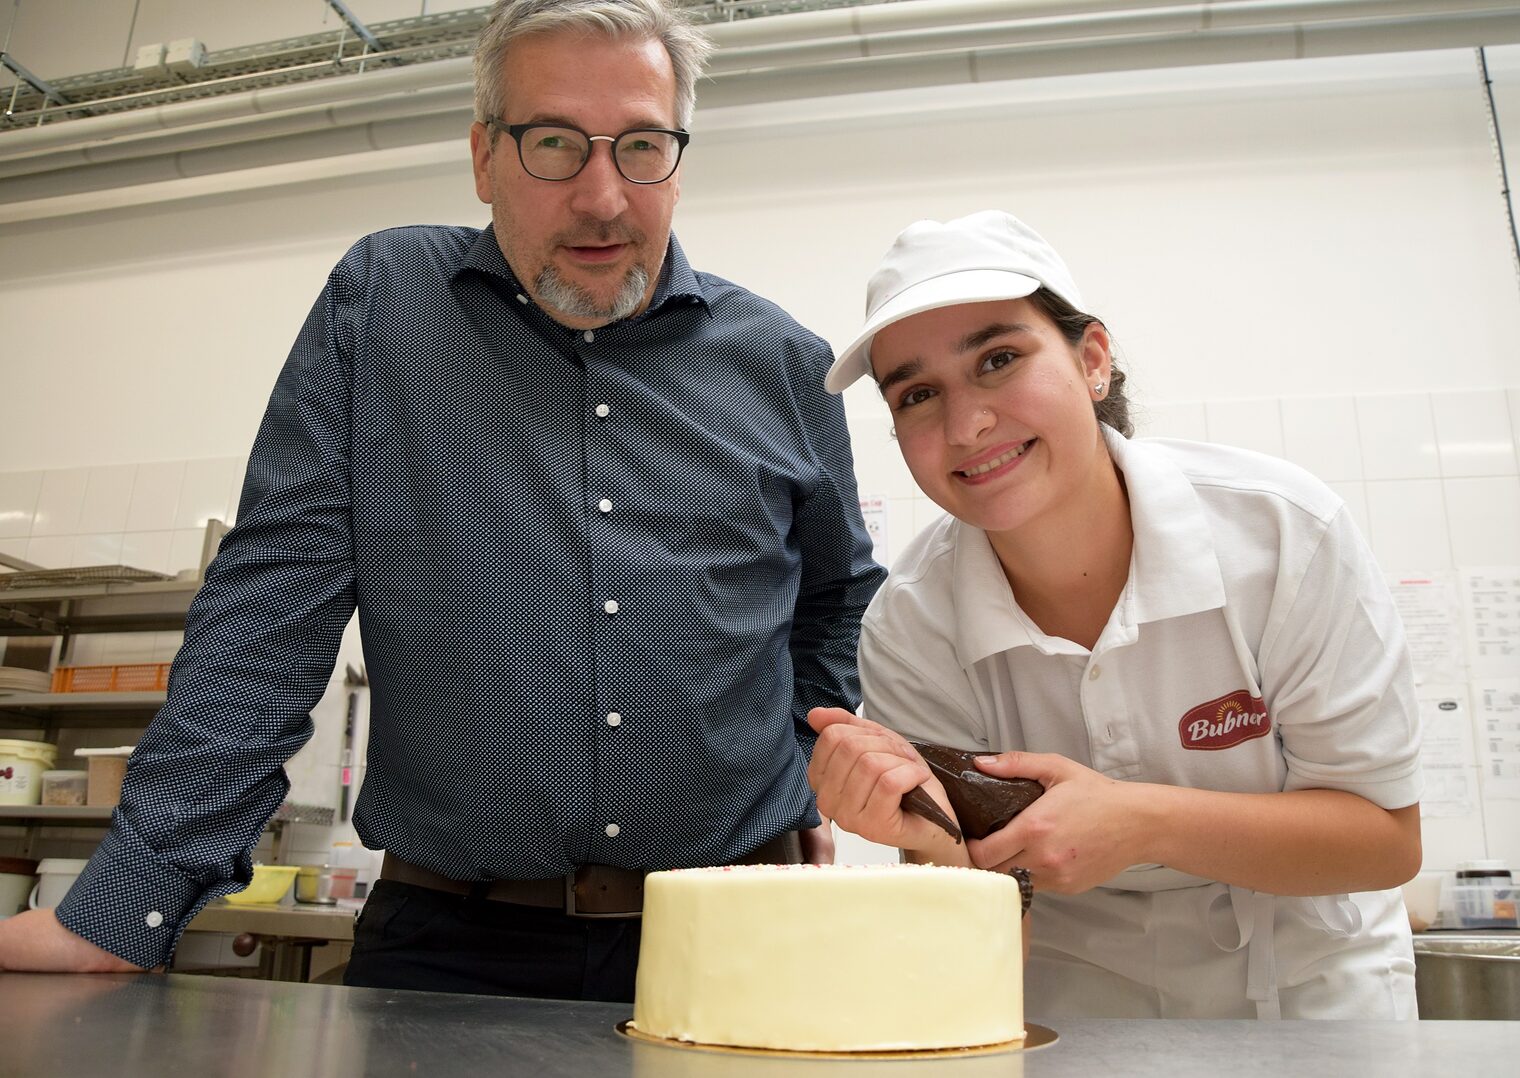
898,741,1045,843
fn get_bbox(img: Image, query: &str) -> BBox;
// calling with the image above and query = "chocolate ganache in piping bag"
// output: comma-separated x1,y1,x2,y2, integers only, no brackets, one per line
898,741,1045,842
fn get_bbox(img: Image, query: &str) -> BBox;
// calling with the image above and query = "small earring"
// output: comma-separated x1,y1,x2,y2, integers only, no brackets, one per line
1092,381,1106,397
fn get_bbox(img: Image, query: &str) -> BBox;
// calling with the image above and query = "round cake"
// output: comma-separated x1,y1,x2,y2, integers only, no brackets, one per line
630,863,1024,1053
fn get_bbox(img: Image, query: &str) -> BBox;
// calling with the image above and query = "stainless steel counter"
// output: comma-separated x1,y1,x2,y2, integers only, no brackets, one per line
4,972,1519,1077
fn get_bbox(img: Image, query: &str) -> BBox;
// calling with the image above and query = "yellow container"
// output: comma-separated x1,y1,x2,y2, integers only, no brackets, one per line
222,864,300,906
0,739,58,806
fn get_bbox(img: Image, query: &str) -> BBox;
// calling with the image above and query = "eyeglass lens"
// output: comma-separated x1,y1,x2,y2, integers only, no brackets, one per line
517,126,682,183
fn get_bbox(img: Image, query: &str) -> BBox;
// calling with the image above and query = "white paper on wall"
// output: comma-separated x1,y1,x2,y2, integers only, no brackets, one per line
1475,680,1520,801
1416,686,1476,818
859,495,887,561
1387,573,1465,686
1461,567,1520,680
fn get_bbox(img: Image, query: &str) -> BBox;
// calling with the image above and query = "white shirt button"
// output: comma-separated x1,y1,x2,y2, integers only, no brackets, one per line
515,293,528,304
595,403,610,418
1088,665,1102,681
598,498,612,513
606,712,622,726
145,910,164,928
603,600,619,615
605,823,621,838
583,330,595,343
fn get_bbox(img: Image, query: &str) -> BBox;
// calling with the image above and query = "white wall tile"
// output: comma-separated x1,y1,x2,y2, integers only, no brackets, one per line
1204,398,1285,459
78,464,136,533
1324,481,1371,543
32,468,89,536
1481,789,1520,875
1443,477,1520,566
67,635,108,666
23,534,73,569
177,458,237,531
884,496,914,568
1364,479,1452,571
1281,396,1364,482
126,461,185,533
120,531,175,576
0,472,42,539
911,497,947,542
854,443,919,502
0,538,29,566
1136,400,1208,441
1431,390,1518,478
151,631,185,664
71,532,125,567
1355,393,1440,481
1419,812,1491,873
1508,389,1520,474
225,457,250,526
169,528,209,576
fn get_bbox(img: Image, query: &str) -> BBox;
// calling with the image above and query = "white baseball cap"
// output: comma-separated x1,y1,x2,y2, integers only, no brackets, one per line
826,210,1084,393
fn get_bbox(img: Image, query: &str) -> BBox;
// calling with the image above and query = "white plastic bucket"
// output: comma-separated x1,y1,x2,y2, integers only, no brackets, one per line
27,858,88,910
0,739,58,806
0,857,38,918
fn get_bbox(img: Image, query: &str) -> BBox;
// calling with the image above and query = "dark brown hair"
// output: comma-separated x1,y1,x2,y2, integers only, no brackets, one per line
1026,288,1133,438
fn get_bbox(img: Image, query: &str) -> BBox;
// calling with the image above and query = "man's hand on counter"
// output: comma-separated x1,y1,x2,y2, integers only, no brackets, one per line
0,909,151,973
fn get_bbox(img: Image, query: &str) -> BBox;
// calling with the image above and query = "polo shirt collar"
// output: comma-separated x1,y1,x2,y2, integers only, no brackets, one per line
454,224,710,317
951,425,1227,666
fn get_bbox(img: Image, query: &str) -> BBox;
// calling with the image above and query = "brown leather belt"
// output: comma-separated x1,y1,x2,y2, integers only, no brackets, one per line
380,832,803,919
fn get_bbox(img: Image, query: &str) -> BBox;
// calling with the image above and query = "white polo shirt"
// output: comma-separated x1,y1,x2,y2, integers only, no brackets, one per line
859,427,1422,1019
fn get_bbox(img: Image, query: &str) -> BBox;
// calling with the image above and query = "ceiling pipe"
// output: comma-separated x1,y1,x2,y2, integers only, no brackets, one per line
1,0,1518,217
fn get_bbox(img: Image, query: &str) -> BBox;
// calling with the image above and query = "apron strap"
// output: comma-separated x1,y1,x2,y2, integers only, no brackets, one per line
1206,889,1364,1020
1207,886,1281,1020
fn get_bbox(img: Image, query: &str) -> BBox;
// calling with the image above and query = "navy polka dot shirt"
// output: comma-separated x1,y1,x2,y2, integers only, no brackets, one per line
55,225,886,969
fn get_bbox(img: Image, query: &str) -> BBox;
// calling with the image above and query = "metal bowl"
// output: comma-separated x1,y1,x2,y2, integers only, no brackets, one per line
295,865,337,905
1413,934,1520,1019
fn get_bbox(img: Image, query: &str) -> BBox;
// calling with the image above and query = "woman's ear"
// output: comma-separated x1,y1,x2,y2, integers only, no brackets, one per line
1078,322,1112,390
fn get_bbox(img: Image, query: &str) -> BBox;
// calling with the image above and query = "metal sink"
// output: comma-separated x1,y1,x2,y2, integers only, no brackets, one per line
1413,932,1520,1020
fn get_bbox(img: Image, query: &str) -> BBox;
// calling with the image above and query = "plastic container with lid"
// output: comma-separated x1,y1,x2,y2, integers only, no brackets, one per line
41,769,88,806
76,746,134,807
0,857,38,918
0,739,58,806
27,858,89,910
1453,860,1518,929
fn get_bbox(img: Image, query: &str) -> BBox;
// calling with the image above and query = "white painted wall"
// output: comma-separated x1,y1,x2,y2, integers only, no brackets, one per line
3,6,1518,891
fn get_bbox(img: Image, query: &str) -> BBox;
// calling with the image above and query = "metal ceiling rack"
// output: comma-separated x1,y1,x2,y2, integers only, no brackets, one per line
0,0,898,131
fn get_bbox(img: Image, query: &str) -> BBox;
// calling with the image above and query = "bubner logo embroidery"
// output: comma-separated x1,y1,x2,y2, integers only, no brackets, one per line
1178,690,1271,750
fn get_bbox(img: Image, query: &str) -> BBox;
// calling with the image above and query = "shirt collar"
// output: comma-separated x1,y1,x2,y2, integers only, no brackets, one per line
453,223,710,319
951,425,1227,666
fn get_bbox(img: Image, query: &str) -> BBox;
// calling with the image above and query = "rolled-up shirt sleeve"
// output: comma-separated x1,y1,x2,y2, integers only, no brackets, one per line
54,244,366,969
1262,506,1423,810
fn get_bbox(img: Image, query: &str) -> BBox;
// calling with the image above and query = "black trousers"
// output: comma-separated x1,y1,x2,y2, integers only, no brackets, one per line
343,880,642,1001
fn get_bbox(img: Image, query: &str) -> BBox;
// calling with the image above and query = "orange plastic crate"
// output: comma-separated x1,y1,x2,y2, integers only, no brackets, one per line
51,663,170,693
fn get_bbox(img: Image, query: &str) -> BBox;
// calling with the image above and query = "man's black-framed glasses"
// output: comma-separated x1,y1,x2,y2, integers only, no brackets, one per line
490,120,689,184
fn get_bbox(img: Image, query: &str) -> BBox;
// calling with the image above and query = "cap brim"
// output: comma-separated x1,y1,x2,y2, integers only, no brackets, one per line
825,269,1045,393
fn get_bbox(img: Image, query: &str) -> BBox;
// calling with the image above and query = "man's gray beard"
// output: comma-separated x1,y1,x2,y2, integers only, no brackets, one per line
535,263,650,325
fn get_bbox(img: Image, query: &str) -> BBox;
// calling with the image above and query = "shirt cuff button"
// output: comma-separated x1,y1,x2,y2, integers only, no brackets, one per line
145,911,165,928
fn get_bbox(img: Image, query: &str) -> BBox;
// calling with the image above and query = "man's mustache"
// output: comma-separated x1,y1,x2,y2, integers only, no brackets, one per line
553,221,643,247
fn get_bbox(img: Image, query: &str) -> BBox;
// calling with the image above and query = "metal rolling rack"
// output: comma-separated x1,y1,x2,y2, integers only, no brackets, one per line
0,564,331,859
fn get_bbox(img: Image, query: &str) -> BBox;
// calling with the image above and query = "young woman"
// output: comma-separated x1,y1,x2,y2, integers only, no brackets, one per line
807,210,1422,1019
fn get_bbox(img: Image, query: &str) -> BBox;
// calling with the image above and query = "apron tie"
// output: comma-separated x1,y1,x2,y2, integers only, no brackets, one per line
1207,886,1280,1020
1205,889,1364,1020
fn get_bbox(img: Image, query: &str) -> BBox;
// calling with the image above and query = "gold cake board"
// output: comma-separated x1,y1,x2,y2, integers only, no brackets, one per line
617,1021,1058,1059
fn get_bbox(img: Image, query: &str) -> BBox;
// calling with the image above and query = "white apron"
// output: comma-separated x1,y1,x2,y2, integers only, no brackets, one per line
1026,865,1418,1019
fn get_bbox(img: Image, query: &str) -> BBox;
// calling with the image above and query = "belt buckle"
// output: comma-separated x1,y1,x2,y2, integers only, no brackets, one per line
563,867,641,919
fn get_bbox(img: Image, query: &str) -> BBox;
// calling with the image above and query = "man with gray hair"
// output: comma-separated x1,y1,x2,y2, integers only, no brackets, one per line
0,0,883,1001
